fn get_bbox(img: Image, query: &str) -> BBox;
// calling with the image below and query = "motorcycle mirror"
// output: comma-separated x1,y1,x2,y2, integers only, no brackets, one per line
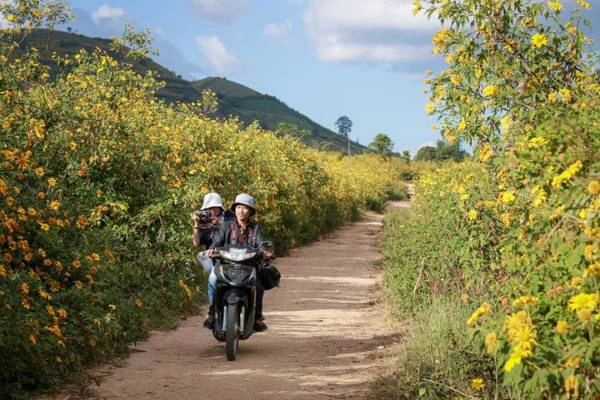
260,241,273,250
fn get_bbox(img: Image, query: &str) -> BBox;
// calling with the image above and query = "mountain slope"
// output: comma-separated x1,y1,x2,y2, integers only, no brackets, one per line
17,29,366,153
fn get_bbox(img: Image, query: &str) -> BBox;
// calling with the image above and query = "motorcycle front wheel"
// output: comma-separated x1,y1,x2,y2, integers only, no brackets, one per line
226,303,240,361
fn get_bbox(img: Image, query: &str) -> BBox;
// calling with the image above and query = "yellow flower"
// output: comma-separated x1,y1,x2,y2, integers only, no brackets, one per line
49,200,60,210
467,209,478,221
556,320,571,333
567,293,598,321
500,191,516,203
564,375,579,398
0,178,8,196
512,295,538,308
479,143,492,162
564,357,581,368
503,311,536,371
38,289,51,300
457,119,466,131
34,167,45,177
467,303,491,326
20,282,30,295
584,262,600,278
58,308,68,319
135,298,143,307
547,0,562,12
39,222,50,231
551,160,583,188
584,244,596,261
575,0,590,9
559,88,571,102
109,304,117,311
531,33,548,48
484,332,498,354
48,178,57,187
29,335,38,345
588,180,600,195
482,85,498,97
425,102,435,114
76,215,88,229
471,378,485,391
412,0,422,15
68,141,77,151
548,91,558,103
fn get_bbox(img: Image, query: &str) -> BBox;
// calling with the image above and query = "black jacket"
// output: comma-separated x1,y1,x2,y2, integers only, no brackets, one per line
210,220,266,249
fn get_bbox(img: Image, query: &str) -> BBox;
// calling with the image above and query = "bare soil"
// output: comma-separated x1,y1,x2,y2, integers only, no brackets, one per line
49,203,409,400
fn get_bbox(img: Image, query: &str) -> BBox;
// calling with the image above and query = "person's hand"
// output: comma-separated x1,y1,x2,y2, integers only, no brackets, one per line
209,214,219,225
192,211,202,224
261,250,273,260
205,249,214,257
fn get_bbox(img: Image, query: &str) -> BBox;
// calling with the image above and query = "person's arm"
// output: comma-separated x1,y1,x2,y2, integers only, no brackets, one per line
209,221,228,250
191,213,213,248
253,224,273,260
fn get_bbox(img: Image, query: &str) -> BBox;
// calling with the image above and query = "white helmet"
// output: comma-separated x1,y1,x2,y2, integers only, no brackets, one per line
230,193,255,215
201,192,225,211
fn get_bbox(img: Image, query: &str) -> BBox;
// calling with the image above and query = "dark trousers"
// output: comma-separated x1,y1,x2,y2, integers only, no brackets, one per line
255,276,265,320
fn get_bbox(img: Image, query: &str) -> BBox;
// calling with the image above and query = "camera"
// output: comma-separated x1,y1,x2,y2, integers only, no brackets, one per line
194,210,210,223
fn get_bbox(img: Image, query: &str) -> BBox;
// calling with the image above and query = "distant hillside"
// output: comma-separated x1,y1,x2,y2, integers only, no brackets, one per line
17,29,366,153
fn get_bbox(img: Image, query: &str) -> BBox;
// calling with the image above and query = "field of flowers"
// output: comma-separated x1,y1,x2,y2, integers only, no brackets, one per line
379,0,599,398
0,3,410,396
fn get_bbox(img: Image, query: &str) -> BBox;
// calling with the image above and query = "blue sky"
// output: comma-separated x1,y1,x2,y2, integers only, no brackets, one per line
49,0,441,155
15,0,599,155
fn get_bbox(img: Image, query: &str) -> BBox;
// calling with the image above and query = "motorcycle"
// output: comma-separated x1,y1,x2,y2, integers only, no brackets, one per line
209,242,272,361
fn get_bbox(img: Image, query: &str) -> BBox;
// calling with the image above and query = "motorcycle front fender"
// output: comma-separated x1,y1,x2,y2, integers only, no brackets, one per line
225,289,248,308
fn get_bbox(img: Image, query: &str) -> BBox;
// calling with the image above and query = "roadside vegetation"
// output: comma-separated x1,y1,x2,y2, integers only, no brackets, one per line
0,2,412,398
377,0,599,398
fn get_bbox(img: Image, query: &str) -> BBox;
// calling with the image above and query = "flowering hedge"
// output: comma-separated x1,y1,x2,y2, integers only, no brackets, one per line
0,2,408,396
402,0,600,397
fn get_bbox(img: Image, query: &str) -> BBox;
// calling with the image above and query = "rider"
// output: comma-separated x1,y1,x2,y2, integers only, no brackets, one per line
207,193,271,332
192,192,233,328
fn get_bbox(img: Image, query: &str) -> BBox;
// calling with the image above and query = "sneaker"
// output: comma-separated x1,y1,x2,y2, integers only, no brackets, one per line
203,315,215,329
253,320,268,332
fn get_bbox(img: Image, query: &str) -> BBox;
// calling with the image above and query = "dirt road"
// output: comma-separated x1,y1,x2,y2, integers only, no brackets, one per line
82,208,402,400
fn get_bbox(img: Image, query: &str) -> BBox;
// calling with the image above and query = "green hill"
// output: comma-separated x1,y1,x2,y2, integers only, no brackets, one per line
17,29,366,153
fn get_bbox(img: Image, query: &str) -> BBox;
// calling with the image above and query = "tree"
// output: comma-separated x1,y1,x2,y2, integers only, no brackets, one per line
368,133,394,157
275,122,308,141
413,140,467,162
334,116,352,137
334,116,353,172
435,139,467,162
413,146,437,161
401,150,411,162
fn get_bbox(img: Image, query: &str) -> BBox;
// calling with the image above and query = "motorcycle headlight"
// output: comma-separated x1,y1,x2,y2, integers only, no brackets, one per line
222,263,254,283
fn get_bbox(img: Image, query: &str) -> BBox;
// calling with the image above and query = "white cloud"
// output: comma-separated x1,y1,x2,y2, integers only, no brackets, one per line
263,20,292,40
304,0,439,67
91,4,125,25
195,35,244,75
187,0,247,23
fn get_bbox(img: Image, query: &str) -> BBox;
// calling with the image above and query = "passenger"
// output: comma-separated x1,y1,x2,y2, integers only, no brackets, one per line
207,193,271,332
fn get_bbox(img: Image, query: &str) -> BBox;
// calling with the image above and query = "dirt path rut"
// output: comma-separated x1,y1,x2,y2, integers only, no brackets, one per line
83,210,401,400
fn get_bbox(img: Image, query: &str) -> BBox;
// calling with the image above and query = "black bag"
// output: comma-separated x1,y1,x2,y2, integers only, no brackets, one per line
258,264,281,290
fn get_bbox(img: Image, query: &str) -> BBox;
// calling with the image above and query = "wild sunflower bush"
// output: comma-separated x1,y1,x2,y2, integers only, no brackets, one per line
386,0,600,397
0,1,408,396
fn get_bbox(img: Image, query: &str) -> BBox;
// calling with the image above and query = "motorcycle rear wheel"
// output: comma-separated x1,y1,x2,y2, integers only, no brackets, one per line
226,303,240,361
